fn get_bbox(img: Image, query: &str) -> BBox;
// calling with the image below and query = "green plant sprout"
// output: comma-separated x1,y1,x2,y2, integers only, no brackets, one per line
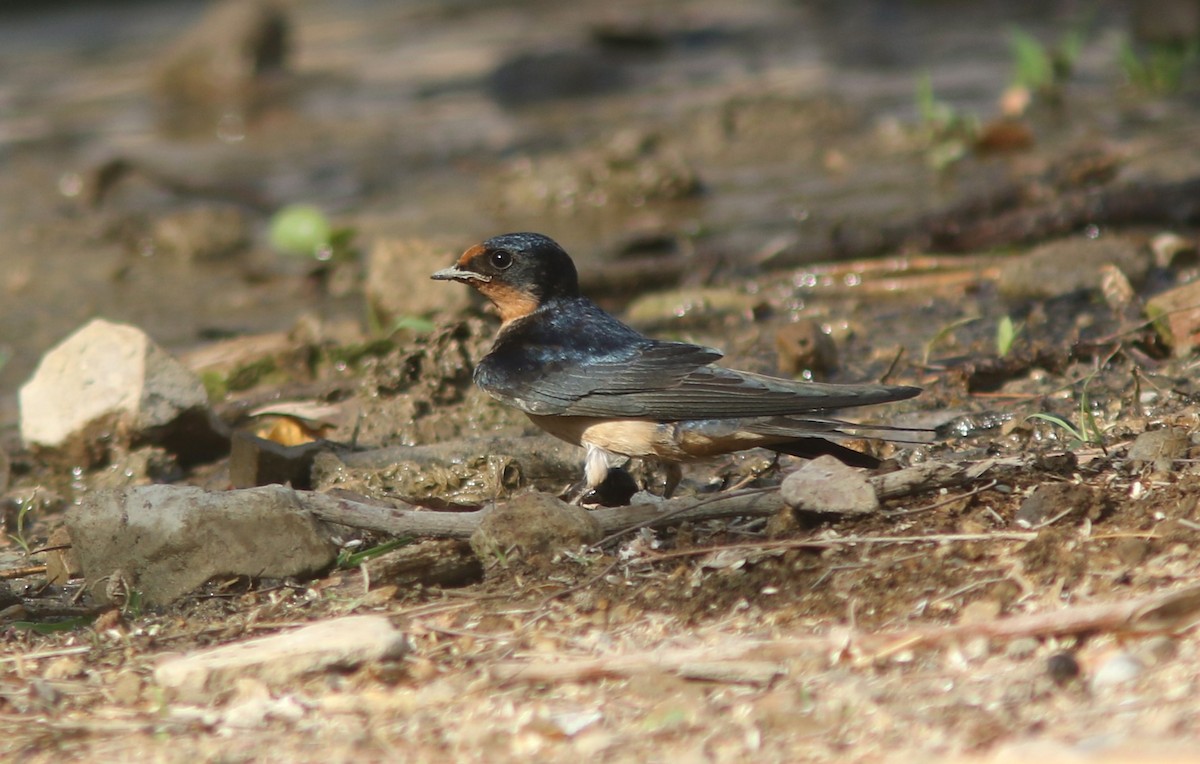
336,537,414,569
996,315,1024,358
1008,26,1085,92
1119,39,1199,95
1025,373,1106,447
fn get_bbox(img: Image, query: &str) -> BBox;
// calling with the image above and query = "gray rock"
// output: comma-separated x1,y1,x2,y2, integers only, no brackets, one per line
996,236,1150,300
780,455,880,515
1127,427,1189,472
488,48,626,107
470,493,602,565
66,484,338,606
1014,482,1106,529
155,615,408,701
19,319,210,450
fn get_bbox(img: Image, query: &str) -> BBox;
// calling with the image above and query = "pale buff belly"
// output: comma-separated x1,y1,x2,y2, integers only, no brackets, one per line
525,414,773,461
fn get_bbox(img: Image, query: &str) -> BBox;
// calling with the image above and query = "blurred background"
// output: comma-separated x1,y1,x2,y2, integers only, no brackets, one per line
2,0,1198,402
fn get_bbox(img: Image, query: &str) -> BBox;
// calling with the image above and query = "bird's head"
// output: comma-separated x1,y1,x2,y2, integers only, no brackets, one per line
431,232,580,325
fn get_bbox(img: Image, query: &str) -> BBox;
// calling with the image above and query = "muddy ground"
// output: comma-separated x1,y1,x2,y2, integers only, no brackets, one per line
3,0,1200,761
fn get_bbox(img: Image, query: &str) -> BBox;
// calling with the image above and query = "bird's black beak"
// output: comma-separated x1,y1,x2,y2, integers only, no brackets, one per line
431,265,490,283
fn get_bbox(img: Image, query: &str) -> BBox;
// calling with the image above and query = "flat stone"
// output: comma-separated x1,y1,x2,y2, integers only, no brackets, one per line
155,615,408,701
19,319,212,451
1127,427,1189,472
996,235,1150,300
780,455,879,515
66,484,338,606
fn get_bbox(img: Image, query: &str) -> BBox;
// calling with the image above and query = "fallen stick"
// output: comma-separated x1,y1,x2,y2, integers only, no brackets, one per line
304,457,1021,539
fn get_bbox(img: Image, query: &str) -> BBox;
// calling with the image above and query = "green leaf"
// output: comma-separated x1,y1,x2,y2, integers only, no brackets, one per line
269,204,333,258
1010,28,1053,89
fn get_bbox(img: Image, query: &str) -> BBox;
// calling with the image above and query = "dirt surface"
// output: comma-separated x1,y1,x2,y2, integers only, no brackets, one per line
3,0,1200,761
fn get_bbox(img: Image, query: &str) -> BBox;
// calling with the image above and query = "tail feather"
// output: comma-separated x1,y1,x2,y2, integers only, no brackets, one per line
768,437,882,468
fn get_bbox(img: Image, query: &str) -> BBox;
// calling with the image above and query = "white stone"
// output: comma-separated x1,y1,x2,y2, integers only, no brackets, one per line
155,615,409,701
19,318,208,448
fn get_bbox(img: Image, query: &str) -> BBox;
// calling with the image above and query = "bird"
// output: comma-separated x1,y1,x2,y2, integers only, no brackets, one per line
432,232,921,499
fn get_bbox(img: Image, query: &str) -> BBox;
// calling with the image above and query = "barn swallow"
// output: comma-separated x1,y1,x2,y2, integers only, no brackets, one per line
432,232,920,497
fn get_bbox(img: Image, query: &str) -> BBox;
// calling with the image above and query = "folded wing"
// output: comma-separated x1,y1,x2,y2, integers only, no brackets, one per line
481,335,919,420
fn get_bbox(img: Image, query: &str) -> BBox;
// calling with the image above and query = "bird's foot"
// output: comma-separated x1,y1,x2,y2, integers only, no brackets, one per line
567,466,640,507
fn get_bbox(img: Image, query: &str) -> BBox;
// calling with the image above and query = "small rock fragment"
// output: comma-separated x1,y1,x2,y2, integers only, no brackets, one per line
1005,637,1040,660
775,319,838,377
1099,263,1137,312
780,455,879,515
43,656,85,681
958,598,1002,624
19,319,221,463
1147,279,1200,357
367,238,472,323
66,484,338,606
1090,650,1144,689
154,615,408,701
110,670,143,705
470,493,602,565
1013,482,1106,528
1127,427,1189,473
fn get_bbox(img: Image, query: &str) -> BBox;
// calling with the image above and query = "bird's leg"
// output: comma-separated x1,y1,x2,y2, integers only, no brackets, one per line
564,442,616,505
663,462,683,499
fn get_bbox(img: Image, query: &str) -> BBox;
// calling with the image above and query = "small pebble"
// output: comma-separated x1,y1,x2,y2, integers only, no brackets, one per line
1046,651,1081,685
1090,651,1144,689
1006,637,1039,660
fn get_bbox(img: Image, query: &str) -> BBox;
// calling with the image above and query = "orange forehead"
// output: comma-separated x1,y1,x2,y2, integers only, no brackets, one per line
456,243,487,269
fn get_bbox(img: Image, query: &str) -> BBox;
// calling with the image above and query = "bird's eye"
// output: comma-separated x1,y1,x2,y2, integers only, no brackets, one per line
489,250,514,270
